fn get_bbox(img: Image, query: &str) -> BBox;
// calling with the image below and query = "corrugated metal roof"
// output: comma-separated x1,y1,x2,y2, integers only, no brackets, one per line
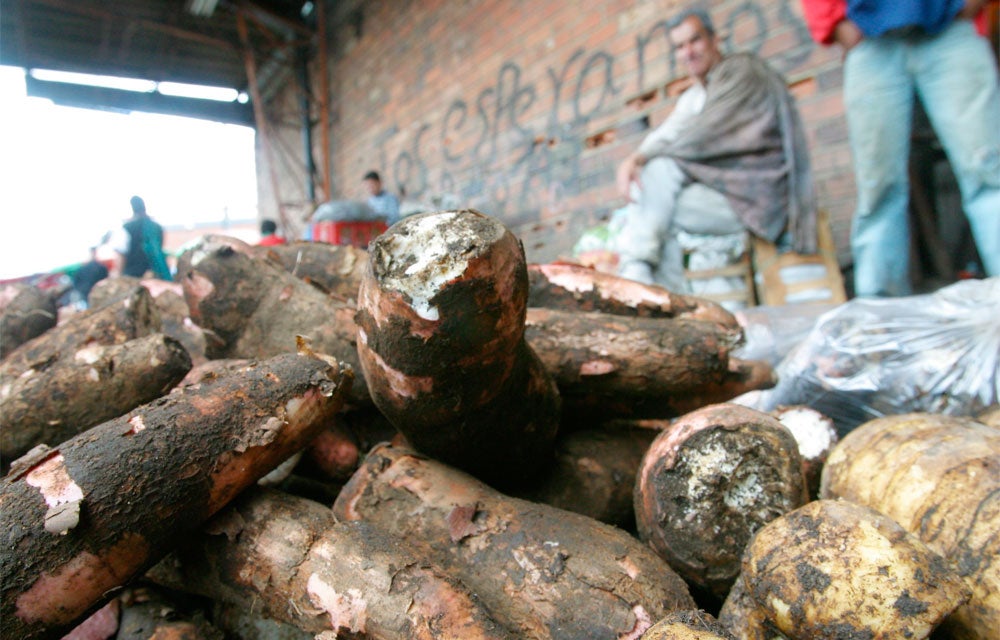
0,0,315,122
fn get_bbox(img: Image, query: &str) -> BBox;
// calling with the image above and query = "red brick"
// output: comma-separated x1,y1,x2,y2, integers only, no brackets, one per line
270,0,856,262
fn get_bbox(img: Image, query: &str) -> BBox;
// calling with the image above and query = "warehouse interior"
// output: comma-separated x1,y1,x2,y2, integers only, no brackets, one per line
3,0,992,296
0,3,998,637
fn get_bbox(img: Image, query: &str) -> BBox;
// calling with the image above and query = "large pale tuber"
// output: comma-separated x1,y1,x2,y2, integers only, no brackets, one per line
820,413,1000,639
742,499,969,639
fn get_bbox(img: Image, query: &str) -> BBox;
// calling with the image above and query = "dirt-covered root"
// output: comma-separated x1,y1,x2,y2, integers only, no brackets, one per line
89,275,207,366
0,349,352,640
0,283,57,360
510,425,658,528
640,610,736,640
0,333,192,462
634,403,808,597
149,488,514,639
742,499,970,640
718,574,789,640
1,285,160,378
355,209,560,490
250,241,369,301
179,234,369,406
333,443,695,640
525,261,740,335
820,413,1000,639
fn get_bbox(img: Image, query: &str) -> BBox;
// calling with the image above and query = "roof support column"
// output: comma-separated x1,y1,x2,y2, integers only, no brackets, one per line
237,8,290,233
295,46,316,203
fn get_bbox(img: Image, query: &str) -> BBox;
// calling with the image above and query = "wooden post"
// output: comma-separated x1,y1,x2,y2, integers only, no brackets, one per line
317,0,332,202
236,9,289,234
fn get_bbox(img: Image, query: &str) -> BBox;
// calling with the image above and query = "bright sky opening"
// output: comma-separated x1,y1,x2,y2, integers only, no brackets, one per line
0,65,258,280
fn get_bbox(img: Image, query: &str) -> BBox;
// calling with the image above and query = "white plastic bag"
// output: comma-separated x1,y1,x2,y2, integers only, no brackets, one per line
736,277,1000,436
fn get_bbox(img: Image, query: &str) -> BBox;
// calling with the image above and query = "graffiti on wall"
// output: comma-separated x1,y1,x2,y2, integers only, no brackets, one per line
370,0,814,223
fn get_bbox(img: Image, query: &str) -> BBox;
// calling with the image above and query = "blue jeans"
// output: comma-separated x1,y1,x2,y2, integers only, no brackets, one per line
844,19,1000,297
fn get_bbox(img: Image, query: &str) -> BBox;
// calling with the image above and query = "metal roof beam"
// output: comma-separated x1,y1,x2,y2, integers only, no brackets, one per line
25,75,255,126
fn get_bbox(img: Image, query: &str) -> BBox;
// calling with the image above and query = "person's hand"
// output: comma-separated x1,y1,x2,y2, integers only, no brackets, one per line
958,0,986,20
833,19,863,52
616,154,643,201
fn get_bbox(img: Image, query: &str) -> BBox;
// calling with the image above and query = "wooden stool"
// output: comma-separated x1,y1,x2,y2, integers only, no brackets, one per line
751,211,846,307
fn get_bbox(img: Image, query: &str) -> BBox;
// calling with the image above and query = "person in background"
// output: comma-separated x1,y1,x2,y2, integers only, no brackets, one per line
257,219,287,246
362,170,401,225
801,0,1000,297
70,245,109,308
613,9,817,292
110,195,172,281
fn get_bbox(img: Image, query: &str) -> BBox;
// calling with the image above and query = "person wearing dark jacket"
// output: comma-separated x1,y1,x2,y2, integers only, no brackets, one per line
111,195,172,281
71,246,109,307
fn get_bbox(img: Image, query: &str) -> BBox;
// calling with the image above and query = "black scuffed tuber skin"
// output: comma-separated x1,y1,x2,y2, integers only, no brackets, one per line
355,209,560,491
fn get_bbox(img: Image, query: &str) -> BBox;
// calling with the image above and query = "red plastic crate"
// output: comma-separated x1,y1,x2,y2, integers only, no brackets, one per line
312,220,388,247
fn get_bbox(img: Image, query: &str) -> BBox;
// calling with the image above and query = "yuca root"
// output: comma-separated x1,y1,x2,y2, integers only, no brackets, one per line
179,235,368,406
634,403,808,597
2,286,159,378
0,284,58,360
0,334,191,462
333,443,695,640
526,261,740,334
149,487,513,639
820,413,1000,639
354,209,560,489
0,349,352,640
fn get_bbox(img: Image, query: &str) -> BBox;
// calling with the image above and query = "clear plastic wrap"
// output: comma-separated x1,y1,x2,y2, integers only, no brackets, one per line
735,277,1000,437
734,302,838,367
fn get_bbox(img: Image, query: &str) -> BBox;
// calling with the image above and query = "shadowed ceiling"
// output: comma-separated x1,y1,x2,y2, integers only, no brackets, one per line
1,0,319,124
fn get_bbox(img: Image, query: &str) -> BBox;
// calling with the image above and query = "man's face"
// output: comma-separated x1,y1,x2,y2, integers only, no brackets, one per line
670,16,722,83
363,178,380,197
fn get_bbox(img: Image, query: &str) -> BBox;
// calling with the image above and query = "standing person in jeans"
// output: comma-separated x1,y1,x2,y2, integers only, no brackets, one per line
802,0,1000,297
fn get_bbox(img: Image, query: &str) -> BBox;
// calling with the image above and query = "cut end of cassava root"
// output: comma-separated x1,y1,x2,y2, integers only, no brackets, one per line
369,210,508,321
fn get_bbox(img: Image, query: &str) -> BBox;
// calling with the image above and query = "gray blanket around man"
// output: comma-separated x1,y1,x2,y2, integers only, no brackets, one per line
640,53,818,254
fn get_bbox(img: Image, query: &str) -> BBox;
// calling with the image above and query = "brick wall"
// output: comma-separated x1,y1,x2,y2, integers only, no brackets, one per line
263,0,855,265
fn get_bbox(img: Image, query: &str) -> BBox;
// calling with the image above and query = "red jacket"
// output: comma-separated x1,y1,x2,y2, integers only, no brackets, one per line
257,234,287,247
801,0,993,44
801,0,847,44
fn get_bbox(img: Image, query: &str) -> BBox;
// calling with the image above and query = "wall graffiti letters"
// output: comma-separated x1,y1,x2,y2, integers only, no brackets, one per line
371,0,814,231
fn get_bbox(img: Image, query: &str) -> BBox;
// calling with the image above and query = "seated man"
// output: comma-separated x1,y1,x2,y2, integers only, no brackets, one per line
362,170,401,226
615,9,817,293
